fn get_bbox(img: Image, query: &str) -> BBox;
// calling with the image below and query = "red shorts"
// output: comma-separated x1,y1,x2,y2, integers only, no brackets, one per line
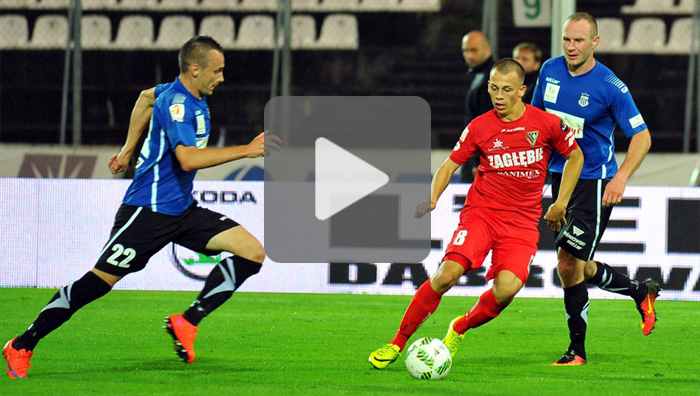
442,208,538,284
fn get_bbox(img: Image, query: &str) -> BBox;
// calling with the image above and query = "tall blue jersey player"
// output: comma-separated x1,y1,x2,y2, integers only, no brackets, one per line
532,12,660,366
3,36,279,379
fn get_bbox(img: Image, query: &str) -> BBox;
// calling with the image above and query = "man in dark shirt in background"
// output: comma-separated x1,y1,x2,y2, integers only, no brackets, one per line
460,30,495,183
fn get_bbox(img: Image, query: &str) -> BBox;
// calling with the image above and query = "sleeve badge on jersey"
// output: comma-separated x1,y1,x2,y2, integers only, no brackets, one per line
169,103,185,122
559,119,569,132
629,114,645,129
453,126,470,151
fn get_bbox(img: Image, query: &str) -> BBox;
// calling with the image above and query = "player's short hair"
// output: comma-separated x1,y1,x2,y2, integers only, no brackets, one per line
491,58,525,86
178,36,223,74
565,12,598,39
513,42,543,63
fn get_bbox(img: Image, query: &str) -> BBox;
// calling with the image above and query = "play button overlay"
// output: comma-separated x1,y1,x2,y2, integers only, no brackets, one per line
315,137,389,221
264,96,431,263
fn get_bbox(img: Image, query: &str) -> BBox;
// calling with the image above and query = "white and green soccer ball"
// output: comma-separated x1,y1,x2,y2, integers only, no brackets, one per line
404,337,452,380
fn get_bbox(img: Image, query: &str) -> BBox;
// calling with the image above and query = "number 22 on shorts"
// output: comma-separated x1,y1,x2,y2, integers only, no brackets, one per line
106,243,136,268
453,230,467,246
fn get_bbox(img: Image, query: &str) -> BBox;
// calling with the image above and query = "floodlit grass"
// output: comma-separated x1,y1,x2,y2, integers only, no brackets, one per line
1,288,698,395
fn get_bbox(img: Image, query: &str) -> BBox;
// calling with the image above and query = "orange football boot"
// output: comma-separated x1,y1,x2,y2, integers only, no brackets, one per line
164,314,198,363
3,338,33,378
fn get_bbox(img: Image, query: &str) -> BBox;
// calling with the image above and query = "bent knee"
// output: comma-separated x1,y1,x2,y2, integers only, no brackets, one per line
583,260,597,280
557,263,577,278
245,242,265,264
556,250,586,286
557,251,580,270
433,270,460,290
226,233,265,263
493,276,522,303
499,286,520,302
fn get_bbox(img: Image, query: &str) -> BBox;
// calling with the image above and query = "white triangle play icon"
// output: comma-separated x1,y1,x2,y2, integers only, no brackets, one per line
315,137,389,221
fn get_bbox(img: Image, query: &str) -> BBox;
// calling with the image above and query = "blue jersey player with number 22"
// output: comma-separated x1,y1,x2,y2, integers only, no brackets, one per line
3,36,281,378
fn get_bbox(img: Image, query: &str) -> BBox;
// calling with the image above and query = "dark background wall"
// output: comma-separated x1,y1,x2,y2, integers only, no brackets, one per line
0,0,695,151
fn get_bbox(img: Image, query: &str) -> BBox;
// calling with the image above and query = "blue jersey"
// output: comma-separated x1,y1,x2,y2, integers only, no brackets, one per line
532,56,647,180
123,78,211,215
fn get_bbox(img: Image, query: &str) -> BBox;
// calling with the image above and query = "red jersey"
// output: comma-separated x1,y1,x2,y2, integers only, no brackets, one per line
449,104,578,226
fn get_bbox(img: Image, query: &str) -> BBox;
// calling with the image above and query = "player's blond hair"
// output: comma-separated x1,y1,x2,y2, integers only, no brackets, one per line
565,12,598,39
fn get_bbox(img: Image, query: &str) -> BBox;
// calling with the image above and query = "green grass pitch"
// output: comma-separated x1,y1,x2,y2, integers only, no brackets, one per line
1,288,698,395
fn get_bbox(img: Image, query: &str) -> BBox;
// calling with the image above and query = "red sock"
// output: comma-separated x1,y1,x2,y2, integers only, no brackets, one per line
390,281,443,350
453,288,507,334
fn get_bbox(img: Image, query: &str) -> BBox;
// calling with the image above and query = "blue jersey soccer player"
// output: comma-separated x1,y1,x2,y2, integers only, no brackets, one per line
3,36,280,378
531,12,661,366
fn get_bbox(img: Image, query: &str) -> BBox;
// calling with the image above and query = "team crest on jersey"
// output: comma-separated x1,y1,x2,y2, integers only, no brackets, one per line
578,92,590,107
526,131,539,148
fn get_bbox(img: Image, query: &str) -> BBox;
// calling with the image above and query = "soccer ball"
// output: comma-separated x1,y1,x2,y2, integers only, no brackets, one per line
405,337,452,380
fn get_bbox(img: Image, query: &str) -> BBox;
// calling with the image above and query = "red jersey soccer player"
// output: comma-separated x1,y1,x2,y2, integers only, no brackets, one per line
369,58,584,369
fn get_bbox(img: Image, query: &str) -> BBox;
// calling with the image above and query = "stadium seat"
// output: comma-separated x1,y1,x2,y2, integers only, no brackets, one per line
199,15,236,49
119,0,158,10
239,0,276,11
400,0,441,12
30,14,68,49
595,18,624,53
159,0,198,10
155,15,195,49
0,14,28,49
320,0,358,11
621,0,675,14
114,15,154,49
236,15,275,49
623,18,666,53
34,0,69,8
292,0,319,11
81,14,112,49
200,0,240,10
665,18,695,54
674,0,696,14
0,0,34,9
316,14,358,50
289,14,317,49
358,0,399,11
82,0,117,9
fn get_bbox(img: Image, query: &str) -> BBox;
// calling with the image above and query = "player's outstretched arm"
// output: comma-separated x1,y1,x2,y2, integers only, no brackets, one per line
416,158,460,218
175,132,282,172
603,129,651,207
544,146,583,232
109,87,156,174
